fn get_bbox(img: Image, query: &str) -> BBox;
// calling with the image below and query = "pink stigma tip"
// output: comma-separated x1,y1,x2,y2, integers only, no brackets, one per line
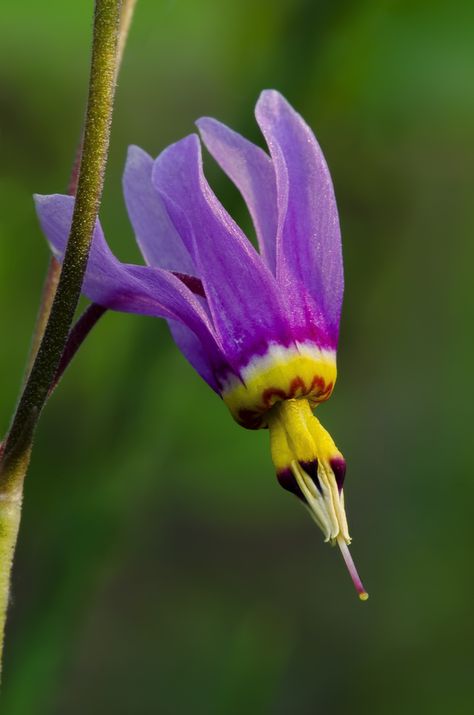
336,536,369,602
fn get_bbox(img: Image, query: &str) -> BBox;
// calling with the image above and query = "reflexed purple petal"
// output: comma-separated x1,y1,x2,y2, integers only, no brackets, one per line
152,135,292,370
167,319,220,392
255,90,343,347
196,117,277,274
123,145,196,274
34,194,224,379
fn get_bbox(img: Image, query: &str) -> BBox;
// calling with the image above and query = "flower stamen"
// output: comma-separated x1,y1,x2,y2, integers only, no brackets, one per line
291,460,333,540
267,397,368,600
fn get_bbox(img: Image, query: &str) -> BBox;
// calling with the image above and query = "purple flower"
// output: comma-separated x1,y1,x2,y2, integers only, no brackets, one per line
35,90,367,599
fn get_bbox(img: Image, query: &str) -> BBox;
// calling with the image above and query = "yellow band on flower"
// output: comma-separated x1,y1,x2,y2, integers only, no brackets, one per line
222,342,337,428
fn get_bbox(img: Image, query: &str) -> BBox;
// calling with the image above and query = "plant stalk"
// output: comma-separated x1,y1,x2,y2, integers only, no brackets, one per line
26,0,139,375
0,0,122,674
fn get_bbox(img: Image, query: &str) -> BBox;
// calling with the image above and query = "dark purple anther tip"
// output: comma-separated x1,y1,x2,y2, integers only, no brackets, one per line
299,459,322,494
276,460,322,500
276,469,305,501
330,457,346,492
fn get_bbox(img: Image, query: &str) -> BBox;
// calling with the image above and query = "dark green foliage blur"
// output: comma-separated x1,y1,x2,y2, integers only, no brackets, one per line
1,0,474,712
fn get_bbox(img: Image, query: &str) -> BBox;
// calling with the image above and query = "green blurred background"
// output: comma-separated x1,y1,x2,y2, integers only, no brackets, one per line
1,0,474,712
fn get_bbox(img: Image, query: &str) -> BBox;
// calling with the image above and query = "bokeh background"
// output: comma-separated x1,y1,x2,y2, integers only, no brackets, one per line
1,0,474,712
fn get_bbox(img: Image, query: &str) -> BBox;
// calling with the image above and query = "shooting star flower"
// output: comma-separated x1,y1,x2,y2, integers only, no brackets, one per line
35,90,367,599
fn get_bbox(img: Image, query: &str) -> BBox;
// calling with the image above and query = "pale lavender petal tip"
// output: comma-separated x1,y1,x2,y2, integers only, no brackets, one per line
256,90,344,346
123,145,196,275
196,116,278,274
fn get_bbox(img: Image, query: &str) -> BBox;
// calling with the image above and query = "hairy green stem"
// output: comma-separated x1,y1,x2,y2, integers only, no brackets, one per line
3,0,121,471
25,258,61,381
0,451,28,668
25,0,138,393
0,0,122,674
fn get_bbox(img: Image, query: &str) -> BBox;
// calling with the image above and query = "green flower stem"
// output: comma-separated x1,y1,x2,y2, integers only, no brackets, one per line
0,0,122,674
0,451,28,670
0,498,22,659
25,0,138,383
2,0,121,468
25,257,61,381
